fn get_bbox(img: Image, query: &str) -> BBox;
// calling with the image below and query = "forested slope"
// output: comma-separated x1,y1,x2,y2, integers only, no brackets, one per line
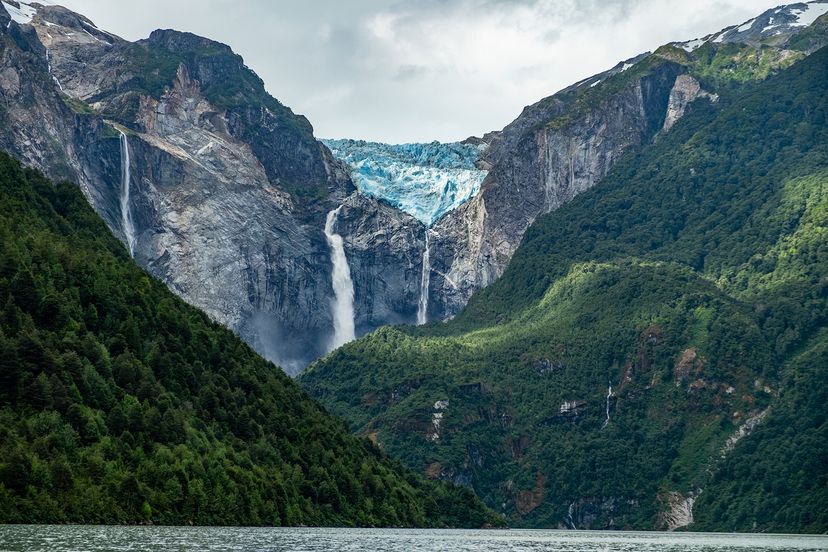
0,152,498,528
301,47,828,531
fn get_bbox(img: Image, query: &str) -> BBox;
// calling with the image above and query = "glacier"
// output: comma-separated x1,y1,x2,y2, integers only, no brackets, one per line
323,139,487,227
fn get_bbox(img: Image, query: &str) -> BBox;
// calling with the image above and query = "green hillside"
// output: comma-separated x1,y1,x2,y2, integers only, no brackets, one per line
300,47,828,531
0,152,499,528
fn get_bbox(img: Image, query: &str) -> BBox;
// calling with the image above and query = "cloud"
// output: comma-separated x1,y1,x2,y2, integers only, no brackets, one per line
58,0,781,142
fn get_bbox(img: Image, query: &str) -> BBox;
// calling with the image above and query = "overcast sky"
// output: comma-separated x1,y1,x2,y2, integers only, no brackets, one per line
56,0,781,143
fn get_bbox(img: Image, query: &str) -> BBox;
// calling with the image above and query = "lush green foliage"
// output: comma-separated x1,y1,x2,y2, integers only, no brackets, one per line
0,152,499,528
302,48,828,531
692,330,828,532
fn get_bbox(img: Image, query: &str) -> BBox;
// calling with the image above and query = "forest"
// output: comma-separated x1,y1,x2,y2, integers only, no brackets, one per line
0,151,499,527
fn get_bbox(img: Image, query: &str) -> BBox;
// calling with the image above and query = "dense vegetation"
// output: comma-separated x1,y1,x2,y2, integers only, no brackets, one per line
301,47,828,531
0,151,499,528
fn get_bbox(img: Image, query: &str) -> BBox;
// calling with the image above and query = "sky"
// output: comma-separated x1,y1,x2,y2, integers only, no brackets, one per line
56,0,782,143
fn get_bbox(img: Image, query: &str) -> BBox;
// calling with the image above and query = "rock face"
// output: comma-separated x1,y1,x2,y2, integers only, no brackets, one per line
427,57,685,319
660,491,697,531
662,74,718,133
0,2,424,372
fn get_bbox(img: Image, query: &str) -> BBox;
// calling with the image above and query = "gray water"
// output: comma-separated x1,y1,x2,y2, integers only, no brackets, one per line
1,526,827,552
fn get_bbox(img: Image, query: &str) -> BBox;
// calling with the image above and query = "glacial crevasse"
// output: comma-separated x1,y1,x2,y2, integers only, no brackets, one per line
323,139,487,227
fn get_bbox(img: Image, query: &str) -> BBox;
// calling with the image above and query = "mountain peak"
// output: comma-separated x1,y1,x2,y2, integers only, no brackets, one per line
675,0,828,51
146,28,233,55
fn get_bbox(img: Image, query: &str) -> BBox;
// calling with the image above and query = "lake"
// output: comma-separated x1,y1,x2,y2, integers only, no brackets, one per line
1,526,826,551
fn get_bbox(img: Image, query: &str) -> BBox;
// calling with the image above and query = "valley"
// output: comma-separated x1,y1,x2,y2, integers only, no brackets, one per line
0,0,826,534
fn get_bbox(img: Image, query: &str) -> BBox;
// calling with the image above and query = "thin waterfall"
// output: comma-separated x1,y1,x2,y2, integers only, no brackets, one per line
324,206,356,350
45,49,64,91
118,129,136,257
417,230,431,325
602,381,614,429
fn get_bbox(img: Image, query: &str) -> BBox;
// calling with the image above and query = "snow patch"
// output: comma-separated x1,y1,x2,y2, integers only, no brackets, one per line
620,62,634,72
679,38,705,52
323,139,487,227
2,0,36,25
196,142,215,156
736,18,755,33
589,79,602,88
790,2,828,27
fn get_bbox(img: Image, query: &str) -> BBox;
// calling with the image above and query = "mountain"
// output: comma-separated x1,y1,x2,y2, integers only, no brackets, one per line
0,150,499,526
419,0,828,321
6,1,827,373
0,1,429,371
300,34,828,533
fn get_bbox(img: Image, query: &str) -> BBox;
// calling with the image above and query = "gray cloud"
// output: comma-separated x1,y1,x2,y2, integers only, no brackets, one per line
58,0,780,142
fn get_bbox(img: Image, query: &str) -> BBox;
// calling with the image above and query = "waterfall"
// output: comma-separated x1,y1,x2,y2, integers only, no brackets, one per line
324,207,356,350
417,230,431,325
45,49,64,91
118,129,136,257
567,502,578,530
602,381,614,429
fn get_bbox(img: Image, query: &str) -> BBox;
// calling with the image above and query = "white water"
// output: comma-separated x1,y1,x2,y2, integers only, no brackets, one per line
45,49,64,91
602,381,614,429
567,502,578,530
324,207,356,350
117,129,136,257
417,230,431,325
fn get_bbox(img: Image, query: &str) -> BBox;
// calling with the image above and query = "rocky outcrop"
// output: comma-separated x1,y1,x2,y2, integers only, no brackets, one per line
429,59,686,319
659,491,697,530
663,74,718,132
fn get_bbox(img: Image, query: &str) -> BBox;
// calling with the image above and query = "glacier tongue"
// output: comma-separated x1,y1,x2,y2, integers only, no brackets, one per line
323,139,487,227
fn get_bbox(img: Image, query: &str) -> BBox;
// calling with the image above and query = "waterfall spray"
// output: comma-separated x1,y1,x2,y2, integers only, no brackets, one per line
118,129,136,257
417,230,431,325
324,206,356,350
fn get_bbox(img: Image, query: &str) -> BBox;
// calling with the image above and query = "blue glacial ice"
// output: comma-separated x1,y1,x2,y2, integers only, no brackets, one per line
322,139,488,227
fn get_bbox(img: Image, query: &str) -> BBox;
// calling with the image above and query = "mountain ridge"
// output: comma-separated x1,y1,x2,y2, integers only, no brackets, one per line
5,0,827,370
301,43,828,531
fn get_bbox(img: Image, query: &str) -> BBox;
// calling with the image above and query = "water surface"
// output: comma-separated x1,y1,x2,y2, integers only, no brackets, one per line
1,526,826,552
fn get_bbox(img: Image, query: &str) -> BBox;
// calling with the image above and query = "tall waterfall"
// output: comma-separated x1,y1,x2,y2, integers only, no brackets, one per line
118,129,136,257
324,207,356,350
417,230,431,325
